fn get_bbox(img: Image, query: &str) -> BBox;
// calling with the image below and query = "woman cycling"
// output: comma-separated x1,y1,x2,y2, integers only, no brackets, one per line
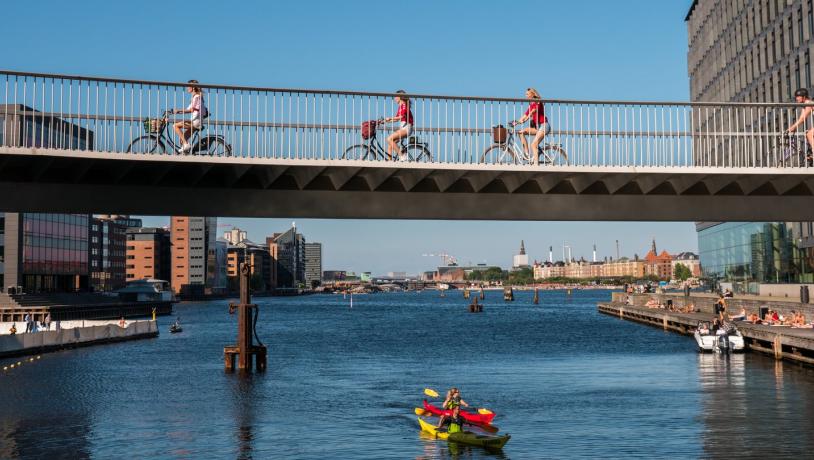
510,88,549,165
171,79,208,153
381,90,414,161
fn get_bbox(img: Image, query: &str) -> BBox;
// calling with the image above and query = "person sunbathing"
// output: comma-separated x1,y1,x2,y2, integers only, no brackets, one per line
729,307,746,321
747,313,762,324
645,299,659,308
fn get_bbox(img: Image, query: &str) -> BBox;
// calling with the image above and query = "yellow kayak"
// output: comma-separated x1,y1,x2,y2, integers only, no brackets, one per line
417,417,510,449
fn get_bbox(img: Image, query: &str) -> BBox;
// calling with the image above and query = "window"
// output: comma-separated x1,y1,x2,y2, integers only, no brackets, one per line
807,50,811,87
799,7,805,45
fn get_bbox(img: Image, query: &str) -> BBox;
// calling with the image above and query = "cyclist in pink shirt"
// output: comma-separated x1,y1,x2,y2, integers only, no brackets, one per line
510,88,550,165
381,90,414,161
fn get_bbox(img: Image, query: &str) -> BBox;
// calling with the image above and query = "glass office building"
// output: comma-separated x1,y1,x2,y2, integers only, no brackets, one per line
697,222,814,293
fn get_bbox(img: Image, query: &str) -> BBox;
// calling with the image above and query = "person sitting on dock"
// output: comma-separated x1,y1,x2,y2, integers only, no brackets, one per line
729,307,746,321
645,298,659,308
118,317,126,328
723,288,734,298
9,323,17,335
747,313,762,324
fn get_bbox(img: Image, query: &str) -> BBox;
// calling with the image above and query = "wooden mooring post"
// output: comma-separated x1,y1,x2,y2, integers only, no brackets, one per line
503,287,514,301
225,263,268,373
469,296,483,313
533,288,539,304
463,289,470,299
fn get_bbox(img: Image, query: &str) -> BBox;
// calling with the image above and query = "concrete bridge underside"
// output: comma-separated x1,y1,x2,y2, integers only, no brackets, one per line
1,147,813,221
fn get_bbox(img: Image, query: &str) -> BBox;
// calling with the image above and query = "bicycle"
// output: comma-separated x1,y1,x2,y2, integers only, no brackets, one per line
775,133,812,167
480,124,568,165
342,119,432,162
126,110,232,156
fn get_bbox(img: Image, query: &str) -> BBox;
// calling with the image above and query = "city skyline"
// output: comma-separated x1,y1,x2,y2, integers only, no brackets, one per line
140,215,698,275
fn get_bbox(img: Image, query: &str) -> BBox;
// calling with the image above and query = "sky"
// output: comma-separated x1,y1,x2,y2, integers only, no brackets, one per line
3,0,698,275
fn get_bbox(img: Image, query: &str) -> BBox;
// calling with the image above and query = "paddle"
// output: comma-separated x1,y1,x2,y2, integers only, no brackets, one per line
423,388,495,418
414,407,500,434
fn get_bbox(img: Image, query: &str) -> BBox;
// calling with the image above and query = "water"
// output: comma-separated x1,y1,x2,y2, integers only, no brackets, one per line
2,290,814,459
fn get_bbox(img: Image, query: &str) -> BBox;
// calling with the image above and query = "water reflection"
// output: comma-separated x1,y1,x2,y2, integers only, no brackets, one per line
698,353,814,458
230,375,264,460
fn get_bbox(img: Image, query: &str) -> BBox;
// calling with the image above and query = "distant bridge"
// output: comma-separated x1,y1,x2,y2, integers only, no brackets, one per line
1,70,812,221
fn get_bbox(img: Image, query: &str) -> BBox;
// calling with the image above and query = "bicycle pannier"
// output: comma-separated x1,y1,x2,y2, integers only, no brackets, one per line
361,120,377,139
493,125,508,144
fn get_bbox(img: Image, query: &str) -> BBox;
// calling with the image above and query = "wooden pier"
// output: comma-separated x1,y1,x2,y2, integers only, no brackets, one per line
598,301,814,366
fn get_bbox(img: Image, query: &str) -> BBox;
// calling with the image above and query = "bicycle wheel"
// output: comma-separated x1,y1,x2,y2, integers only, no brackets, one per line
200,137,232,157
540,145,568,166
404,144,432,163
480,144,519,164
127,135,166,154
343,144,372,160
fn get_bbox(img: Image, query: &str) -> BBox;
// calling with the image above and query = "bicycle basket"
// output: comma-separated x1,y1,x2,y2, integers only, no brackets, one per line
143,118,165,134
361,120,377,140
493,125,508,144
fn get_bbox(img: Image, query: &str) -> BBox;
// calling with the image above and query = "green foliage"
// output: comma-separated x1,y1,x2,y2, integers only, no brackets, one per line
508,267,534,285
467,267,506,282
673,263,692,281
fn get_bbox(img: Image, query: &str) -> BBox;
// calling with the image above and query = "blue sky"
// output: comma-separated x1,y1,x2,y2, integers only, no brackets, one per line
4,0,697,274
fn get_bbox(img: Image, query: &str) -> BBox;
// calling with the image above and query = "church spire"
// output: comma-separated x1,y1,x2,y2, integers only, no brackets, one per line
520,240,526,255
651,238,657,254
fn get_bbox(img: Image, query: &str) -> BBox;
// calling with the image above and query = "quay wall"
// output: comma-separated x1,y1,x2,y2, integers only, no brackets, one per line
613,292,814,319
598,302,814,366
0,320,158,359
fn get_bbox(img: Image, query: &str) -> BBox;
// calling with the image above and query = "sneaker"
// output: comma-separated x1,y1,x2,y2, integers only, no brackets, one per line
399,154,409,162
181,143,191,153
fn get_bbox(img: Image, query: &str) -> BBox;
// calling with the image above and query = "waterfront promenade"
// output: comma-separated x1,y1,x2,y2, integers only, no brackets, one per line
0,319,158,359
599,293,814,365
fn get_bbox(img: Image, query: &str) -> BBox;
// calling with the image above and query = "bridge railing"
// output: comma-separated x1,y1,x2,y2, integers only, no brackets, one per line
0,70,811,168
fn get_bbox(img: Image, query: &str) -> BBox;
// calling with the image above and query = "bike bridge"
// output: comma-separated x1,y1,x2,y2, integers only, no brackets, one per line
0,70,812,221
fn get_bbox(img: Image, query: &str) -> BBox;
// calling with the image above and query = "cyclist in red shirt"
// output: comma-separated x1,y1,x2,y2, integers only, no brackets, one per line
381,90,414,161
510,88,550,165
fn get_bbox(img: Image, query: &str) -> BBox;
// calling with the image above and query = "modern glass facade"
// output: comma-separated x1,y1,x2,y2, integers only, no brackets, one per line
21,213,89,291
698,222,814,292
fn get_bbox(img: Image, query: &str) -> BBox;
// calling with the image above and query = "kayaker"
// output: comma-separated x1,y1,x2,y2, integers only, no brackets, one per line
443,388,469,410
437,388,470,429
439,405,465,434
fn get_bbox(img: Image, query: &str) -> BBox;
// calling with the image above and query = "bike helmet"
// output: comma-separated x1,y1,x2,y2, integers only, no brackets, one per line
795,88,809,98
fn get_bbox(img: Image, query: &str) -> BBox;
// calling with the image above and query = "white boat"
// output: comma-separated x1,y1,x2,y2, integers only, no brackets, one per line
117,279,174,302
693,320,745,353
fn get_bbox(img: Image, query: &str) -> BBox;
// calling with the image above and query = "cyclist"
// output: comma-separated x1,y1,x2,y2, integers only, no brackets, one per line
381,90,413,161
787,87,814,163
510,87,549,165
171,79,208,154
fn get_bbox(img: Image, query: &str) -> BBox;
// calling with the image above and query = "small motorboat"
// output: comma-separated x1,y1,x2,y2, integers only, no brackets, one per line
169,320,183,334
693,320,744,353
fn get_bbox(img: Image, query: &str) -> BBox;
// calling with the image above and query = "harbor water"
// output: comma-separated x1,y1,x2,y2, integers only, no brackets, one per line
2,290,814,459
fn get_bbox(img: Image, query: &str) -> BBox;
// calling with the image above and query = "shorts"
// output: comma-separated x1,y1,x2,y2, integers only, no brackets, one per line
532,123,551,144
191,117,202,129
400,122,413,136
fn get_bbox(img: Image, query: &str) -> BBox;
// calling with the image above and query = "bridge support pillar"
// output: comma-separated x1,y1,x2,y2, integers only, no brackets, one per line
225,263,267,373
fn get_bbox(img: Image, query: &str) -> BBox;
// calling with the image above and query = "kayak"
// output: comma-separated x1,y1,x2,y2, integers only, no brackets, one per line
417,417,510,449
423,399,496,425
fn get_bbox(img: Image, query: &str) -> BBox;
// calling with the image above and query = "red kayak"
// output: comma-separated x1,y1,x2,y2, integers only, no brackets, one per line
422,399,496,425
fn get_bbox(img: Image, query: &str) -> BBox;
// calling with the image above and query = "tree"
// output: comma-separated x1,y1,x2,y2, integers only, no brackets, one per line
674,263,692,281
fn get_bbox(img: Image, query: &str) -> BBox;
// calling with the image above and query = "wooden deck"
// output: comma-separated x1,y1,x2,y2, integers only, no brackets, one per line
598,302,814,366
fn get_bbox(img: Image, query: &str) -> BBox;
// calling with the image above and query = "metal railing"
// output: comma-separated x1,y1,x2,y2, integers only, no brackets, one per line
1,69,812,168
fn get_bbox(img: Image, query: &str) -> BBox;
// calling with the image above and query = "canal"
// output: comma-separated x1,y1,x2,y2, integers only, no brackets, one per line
2,290,814,459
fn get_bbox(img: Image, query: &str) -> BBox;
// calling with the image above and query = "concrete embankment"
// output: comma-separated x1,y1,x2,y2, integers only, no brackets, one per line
0,320,158,359
598,297,814,366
